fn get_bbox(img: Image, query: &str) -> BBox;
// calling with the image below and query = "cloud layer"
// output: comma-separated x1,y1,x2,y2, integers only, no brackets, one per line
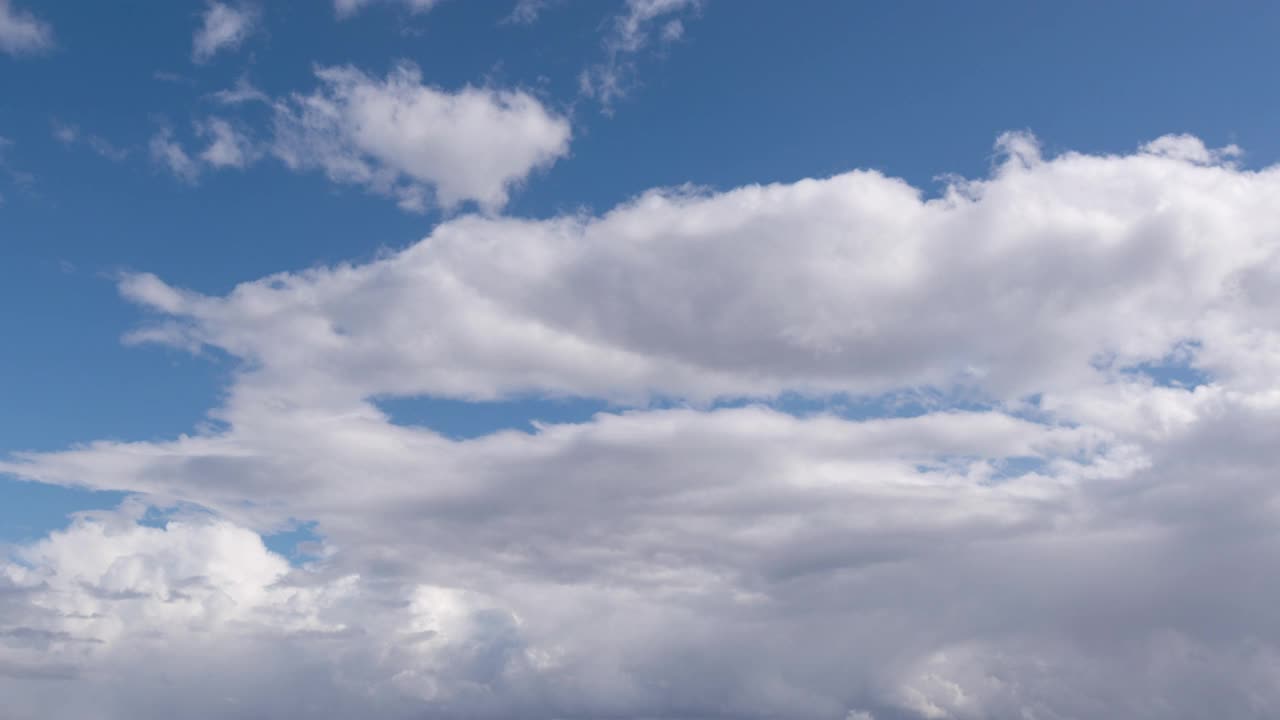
6,135,1280,719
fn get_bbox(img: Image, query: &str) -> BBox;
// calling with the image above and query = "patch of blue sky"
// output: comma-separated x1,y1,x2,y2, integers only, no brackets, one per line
1096,340,1213,389
374,387,1005,440
262,521,325,566
0,478,128,545
915,454,1050,485
1122,359,1212,390
992,455,1051,480
374,394,613,439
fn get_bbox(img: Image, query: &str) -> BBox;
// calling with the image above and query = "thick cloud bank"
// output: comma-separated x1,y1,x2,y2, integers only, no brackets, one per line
5,134,1280,719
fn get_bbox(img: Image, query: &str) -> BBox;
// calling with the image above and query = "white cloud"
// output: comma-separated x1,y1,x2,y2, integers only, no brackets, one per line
334,0,443,19
148,62,568,208
8,134,1280,718
0,0,53,56
0,506,508,717
580,0,701,110
7,389,1280,717
270,62,571,210
192,1,259,63
1,401,1143,718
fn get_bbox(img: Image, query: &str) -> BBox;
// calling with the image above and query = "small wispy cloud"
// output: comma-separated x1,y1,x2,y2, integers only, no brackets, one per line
209,76,270,105
51,121,130,161
149,127,201,183
153,70,196,85
580,0,701,113
270,62,571,211
333,0,443,20
0,0,54,56
197,118,257,169
0,135,36,200
192,1,259,63
149,119,259,183
502,0,551,25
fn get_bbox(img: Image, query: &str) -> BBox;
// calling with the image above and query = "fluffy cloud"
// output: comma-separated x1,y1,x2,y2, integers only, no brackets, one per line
0,505,535,719
7,135,1280,719
0,403,1151,719
153,66,568,209
0,0,52,56
191,1,259,63
270,63,571,210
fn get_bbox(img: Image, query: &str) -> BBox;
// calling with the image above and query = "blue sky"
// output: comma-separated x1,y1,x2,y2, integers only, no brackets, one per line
5,3,1280,719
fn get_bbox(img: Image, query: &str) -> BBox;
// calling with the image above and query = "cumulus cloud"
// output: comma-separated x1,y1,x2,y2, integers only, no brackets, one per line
147,64,566,209
113,132,1280,403
0,0,52,56
580,0,701,110
191,1,259,63
270,62,571,210
7,134,1280,718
